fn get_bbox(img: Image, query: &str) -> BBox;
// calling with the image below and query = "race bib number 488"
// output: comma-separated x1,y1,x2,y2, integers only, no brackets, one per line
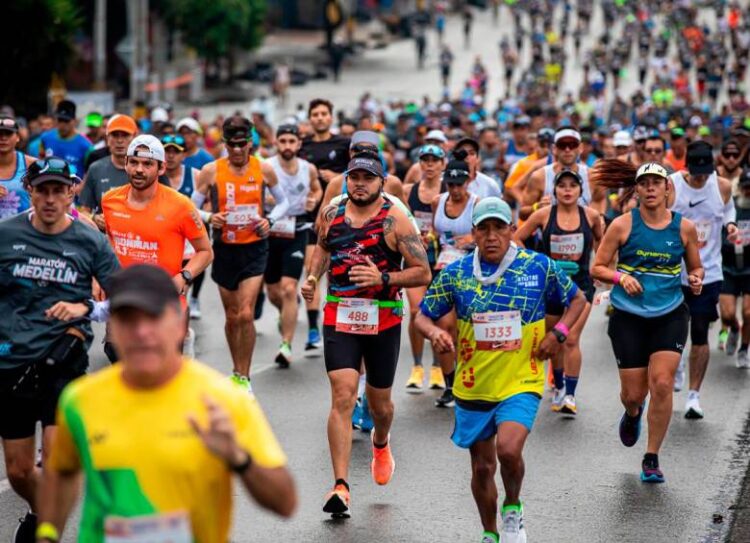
335,298,379,335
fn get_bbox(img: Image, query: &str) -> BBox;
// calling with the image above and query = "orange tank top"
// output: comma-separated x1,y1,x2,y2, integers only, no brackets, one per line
215,156,264,244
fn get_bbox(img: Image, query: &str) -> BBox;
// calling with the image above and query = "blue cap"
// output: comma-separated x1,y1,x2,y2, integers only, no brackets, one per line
419,144,446,159
472,197,513,226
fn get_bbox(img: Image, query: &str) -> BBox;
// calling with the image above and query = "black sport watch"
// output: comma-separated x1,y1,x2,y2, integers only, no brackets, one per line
551,328,567,344
381,271,391,286
180,269,194,286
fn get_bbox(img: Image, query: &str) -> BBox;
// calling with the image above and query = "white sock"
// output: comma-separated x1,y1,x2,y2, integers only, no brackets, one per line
358,374,366,397
687,389,700,400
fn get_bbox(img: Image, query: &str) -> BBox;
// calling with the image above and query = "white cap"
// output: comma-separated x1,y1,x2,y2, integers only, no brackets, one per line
426,129,447,143
689,115,703,127
150,107,169,123
176,117,202,135
613,130,633,147
127,134,165,162
554,128,581,143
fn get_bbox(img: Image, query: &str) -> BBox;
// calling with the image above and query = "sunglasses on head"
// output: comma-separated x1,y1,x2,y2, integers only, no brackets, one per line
351,143,378,154
555,141,579,151
0,118,17,129
24,158,80,184
161,135,185,147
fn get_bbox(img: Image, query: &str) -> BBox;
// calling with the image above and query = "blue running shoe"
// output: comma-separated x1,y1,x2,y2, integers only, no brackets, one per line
305,328,322,358
640,466,665,483
352,397,363,430
619,405,643,447
359,394,374,433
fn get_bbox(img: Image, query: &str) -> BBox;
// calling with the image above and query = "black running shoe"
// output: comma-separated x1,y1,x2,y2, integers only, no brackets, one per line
434,388,455,408
13,512,37,543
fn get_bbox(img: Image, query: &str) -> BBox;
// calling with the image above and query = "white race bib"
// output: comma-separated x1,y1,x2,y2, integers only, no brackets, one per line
472,311,522,351
226,204,259,226
270,216,296,239
104,511,192,543
738,220,750,247
696,221,712,248
549,233,584,259
436,245,468,270
335,298,379,335
414,211,433,234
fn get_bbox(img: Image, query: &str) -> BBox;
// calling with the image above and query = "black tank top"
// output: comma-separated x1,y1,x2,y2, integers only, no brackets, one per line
541,205,593,289
407,181,447,212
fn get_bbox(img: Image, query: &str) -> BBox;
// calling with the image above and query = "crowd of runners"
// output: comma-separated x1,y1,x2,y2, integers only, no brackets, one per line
3,1,750,542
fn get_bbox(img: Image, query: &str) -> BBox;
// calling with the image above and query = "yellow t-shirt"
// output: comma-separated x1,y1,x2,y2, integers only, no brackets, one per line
50,359,286,543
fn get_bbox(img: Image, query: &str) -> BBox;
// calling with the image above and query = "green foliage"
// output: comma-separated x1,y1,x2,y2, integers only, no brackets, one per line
0,0,82,115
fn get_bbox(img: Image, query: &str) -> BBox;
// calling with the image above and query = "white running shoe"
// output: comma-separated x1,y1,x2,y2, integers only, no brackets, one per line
674,353,686,392
685,394,704,419
550,388,565,412
727,329,740,356
183,327,195,358
500,504,527,543
189,297,202,320
737,350,750,369
560,395,577,415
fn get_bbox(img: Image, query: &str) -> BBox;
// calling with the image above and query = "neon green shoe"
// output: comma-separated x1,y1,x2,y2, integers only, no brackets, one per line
229,373,253,394
481,531,499,543
718,329,728,351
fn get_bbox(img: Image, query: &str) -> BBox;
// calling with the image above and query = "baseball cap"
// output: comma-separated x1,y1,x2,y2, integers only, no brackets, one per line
222,115,253,141
150,107,169,123
0,115,18,133
538,127,555,144
613,130,633,147
444,160,470,184
109,264,181,316
633,125,650,142
455,137,480,153
176,117,203,135
513,115,531,127
106,114,138,136
127,134,166,162
351,130,380,148
671,127,686,138
426,129,448,143
472,197,513,226
23,158,80,187
55,100,76,121
689,115,703,128
739,168,750,188
554,128,582,144
161,134,185,151
85,112,103,128
276,123,300,138
686,141,715,175
418,144,446,159
635,162,669,181
554,169,582,185
345,156,384,178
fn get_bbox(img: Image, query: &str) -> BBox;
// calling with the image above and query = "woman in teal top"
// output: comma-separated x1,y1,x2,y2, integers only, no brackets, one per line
592,161,704,485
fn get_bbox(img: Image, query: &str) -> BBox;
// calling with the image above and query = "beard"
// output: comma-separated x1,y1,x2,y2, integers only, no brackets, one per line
130,174,158,191
280,150,296,161
349,190,381,207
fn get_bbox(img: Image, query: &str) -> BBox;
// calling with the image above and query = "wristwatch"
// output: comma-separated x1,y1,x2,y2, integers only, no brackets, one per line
381,271,391,286
180,269,194,286
229,450,253,474
551,328,567,344
83,299,95,317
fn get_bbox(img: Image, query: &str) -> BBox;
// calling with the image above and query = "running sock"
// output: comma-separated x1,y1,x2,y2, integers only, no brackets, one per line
742,343,749,352
688,389,700,401
358,374,367,397
643,453,659,469
553,368,564,390
335,478,350,491
413,352,423,367
307,310,319,332
444,370,455,390
373,440,388,449
564,375,579,397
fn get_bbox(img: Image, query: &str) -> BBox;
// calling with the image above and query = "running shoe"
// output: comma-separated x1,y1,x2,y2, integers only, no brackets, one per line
673,353,686,392
359,394,374,432
640,455,665,483
685,395,704,419
429,366,446,389
371,431,395,485
619,405,643,447
500,503,527,543
275,342,292,369
323,484,351,519
352,397,364,430
560,394,577,415
738,349,750,369
405,366,425,393
435,388,455,408
183,327,195,358
727,328,740,355
305,328,322,358
481,532,499,543
13,511,37,543
550,388,565,412
229,374,253,394
188,297,202,320
718,329,728,351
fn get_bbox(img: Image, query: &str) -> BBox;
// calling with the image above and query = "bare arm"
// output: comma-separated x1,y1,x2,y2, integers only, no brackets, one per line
586,207,604,251
385,208,431,287
519,168,547,220
238,465,296,518
591,214,643,296
306,164,323,211
404,162,422,185
680,218,704,292
302,204,335,302
385,174,406,204
513,207,548,247
38,468,82,539
194,162,216,196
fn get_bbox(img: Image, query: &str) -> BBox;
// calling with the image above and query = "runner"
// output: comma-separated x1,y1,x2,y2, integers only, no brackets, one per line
39,264,296,543
404,144,447,392
664,127,688,172
79,114,139,231
0,158,119,542
39,100,92,176
514,169,603,415
717,138,744,195
193,115,289,391
503,128,553,206
403,129,449,185
416,197,586,543
265,123,322,367
720,168,750,367
176,117,214,171
669,141,737,416
0,115,35,219
453,137,503,199
300,155,431,519
591,161,703,483
503,115,532,167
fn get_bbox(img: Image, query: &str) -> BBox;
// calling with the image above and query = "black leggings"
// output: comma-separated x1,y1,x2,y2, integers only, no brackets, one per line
323,324,401,389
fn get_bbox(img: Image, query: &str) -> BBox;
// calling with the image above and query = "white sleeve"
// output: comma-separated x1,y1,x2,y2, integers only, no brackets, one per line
267,183,290,223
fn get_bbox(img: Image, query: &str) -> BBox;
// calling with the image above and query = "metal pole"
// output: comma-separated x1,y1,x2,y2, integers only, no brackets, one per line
130,0,149,105
93,0,106,88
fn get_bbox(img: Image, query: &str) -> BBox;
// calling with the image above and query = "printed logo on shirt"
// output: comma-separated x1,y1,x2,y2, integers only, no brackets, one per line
111,230,159,263
240,184,258,192
329,150,337,160
517,275,540,288
13,257,79,285
62,251,77,257
0,342,11,356
112,211,131,219
291,251,304,259
12,244,26,251
100,178,109,184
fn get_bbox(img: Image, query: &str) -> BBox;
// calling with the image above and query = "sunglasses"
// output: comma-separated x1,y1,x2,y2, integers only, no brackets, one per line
419,145,446,159
223,138,250,149
643,148,664,155
723,152,741,159
555,141,579,151
24,158,80,183
351,143,378,154
0,118,17,130
161,135,185,147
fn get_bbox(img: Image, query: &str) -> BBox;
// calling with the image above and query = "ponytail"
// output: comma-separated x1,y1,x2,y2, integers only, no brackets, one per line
590,159,639,202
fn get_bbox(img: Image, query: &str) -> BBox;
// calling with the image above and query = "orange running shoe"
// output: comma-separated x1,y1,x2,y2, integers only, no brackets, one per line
371,431,395,485
323,484,350,519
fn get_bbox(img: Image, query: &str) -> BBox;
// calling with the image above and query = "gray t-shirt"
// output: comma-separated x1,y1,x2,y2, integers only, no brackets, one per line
0,213,120,368
80,156,129,211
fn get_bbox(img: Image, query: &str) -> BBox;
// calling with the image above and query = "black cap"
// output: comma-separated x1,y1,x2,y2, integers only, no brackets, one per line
55,100,76,121
276,123,299,138
23,158,79,187
455,137,479,154
537,127,555,143
345,156,384,178
554,169,582,185
740,168,750,188
222,115,253,141
444,160,470,184
0,115,18,133
109,265,181,316
686,140,715,175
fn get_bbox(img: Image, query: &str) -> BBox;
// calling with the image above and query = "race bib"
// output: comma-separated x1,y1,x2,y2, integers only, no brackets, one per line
472,311,522,351
738,220,750,247
335,298,379,335
226,204,259,227
414,211,433,234
270,216,296,239
550,233,584,259
696,221,712,248
435,245,467,270
104,511,192,543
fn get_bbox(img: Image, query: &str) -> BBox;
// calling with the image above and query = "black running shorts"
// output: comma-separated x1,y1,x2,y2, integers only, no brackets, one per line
323,324,401,389
607,303,689,369
721,273,750,297
211,239,268,291
264,229,308,284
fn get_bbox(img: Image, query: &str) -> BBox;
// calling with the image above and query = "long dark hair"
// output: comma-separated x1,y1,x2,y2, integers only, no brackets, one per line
590,159,639,202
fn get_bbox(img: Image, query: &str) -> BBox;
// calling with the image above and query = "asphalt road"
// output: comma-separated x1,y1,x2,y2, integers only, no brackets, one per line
3,273,750,542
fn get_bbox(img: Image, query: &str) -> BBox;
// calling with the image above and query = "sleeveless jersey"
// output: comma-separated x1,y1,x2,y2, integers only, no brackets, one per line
434,192,476,247
0,151,30,218
543,163,591,206
541,205,594,294
408,181,445,267
670,171,725,284
323,197,403,331
722,197,750,276
268,155,311,219
611,209,685,317
173,166,195,198
214,157,264,244
505,139,527,167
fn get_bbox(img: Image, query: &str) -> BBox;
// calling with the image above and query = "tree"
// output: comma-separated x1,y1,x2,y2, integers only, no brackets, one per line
0,0,81,116
157,0,266,82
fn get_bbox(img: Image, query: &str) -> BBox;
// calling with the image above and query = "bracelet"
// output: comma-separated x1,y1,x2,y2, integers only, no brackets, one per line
36,522,59,543
553,322,570,337
307,274,318,286
612,271,622,285
532,202,539,212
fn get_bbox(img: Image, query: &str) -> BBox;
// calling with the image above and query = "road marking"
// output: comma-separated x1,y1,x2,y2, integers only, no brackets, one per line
0,478,10,494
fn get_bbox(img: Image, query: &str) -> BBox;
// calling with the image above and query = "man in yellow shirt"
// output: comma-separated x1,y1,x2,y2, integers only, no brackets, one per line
38,265,296,543
503,128,553,206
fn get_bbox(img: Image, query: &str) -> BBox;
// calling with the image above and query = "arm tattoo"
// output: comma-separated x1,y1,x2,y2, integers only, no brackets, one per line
383,215,396,236
398,232,429,267
312,253,330,279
